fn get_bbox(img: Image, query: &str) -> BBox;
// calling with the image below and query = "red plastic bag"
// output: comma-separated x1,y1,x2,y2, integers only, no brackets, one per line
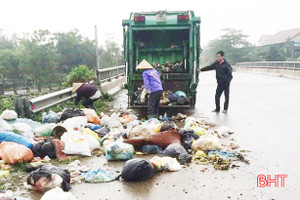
0,142,34,164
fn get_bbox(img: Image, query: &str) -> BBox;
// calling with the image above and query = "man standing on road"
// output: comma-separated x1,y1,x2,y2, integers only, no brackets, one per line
137,59,163,119
199,51,233,113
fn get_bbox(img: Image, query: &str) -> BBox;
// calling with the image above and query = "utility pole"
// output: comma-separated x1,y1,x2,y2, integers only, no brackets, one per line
95,25,100,85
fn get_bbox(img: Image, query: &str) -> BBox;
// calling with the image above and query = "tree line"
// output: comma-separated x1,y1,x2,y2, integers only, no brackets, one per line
0,29,123,88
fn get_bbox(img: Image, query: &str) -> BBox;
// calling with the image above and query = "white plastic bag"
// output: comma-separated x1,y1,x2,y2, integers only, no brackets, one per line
150,156,182,172
108,113,122,129
0,110,18,120
61,131,91,156
62,116,87,131
0,118,13,131
192,134,222,151
41,187,75,200
217,126,234,137
11,122,34,139
127,125,154,139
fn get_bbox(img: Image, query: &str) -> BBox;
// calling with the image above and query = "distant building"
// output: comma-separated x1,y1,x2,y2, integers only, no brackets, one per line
258,28,300,58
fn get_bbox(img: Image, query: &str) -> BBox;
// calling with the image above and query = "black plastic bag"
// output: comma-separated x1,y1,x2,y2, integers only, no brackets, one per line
32,140,56,159
180,130,199,151
160,121,176,132
27,164,70,192
140,145,163,154
163,143,192,164
177,97,189,105
121,158,155,181
60,108,85,121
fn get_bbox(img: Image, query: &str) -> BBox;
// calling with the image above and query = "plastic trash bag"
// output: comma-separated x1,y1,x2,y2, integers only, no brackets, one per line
175,91,187,98
127,124,154,139
121,158,155,181
177,96,189,105
83,169,118,183
60,108,85,121
163,143,192,164
0,110,18,120
42,111,60,123
0,142,34,164
217,126,234,137
108,113,123,129
180,130,199,151
140,145,163,154
105,141,134,161
0,131,33,148
120,113,138,125
41,187,75,200
62,116,88,131
190,126,206,137
82,108,100,124
192,134,222,151
32,140,56,159
6,118,41,129
99,113,110,127
95,126,110,137
61,131,91,156
34,123,57,137
150,156,182,172
167,92,178,102
0,118,13,131
11,122,34,139
26,164,71,192
83,128,100,150
160,121,177,132
86,123,101,131
140,88,147,103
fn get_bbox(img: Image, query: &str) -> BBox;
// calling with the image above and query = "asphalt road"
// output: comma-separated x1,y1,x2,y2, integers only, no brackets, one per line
29,71,300,200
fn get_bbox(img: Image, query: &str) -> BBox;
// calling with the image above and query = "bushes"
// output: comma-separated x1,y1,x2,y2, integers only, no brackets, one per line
65,65,96,86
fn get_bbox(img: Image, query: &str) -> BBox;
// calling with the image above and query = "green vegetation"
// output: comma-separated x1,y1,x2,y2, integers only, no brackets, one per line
65,65,96,86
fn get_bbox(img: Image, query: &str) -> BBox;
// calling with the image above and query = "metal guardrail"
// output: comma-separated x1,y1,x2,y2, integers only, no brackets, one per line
234,61,300,71
19,65,125,115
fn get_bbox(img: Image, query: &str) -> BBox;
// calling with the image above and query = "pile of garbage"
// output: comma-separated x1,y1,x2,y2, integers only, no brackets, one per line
134,89,190,106
0,108,247,198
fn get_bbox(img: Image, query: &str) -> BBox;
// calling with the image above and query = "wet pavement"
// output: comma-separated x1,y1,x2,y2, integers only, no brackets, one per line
20,71,300,199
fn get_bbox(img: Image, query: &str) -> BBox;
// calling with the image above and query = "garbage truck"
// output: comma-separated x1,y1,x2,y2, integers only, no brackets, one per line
122,10,201,108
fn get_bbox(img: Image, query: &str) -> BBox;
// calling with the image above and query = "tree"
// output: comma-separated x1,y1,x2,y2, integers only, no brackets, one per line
266,46,285,61
201,28,252,65
99,39,123,68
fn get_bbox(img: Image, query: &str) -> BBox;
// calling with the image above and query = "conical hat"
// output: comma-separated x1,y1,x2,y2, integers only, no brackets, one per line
72,83,83,93
136,59,153,70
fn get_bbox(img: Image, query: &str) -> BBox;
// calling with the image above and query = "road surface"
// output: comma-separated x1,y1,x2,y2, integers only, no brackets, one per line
29,71,300,200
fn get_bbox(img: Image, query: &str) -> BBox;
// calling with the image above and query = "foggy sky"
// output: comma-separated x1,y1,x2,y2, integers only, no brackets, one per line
0,0,299,47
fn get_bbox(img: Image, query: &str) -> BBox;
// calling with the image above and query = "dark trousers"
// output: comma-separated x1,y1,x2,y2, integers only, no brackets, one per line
215,82,230,111
148,90,162,118
83,98,96,109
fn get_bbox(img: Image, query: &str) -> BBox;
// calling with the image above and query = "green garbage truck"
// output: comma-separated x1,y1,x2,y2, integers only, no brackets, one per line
122,10,201,108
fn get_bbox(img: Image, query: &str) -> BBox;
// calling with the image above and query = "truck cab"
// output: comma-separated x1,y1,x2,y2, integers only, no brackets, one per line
122,10,201,108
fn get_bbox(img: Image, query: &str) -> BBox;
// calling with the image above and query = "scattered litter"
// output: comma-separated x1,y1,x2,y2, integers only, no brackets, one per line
150,156,182,172
121,158,155,181
83,169,119,183
192,134,222,151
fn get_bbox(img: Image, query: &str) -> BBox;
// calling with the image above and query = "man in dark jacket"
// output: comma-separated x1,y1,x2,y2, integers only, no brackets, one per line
199,51,233,113
72,83,102,109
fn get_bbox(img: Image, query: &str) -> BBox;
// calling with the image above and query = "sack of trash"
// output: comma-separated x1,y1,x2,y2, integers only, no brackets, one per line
32,140,56,159
127,124,154,139
149,156,182,172
105,141,134,161
0,141,34,164
11,122,34,139
192,134,222,151
144,118,161,133
26,164,71,192
61,131,91,156
160,121,177,132
0,110,18,120
180,130,199,151
190,126,206,137
121,158,155,181
0,118,13,131
107,113,123,129
82,108,100,125
82,128,100,150
120,113,138,125
95,126,110,137
83,169,119,183
0,131,33,148
163,143,192,164
42,111,60,123
34,123,57,137
60,108,85,121
41,187,75,200
62,116,88,131
140,145,163,154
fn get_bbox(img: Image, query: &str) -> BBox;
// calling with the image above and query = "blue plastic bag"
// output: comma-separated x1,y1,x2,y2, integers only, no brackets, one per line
86,123,101,131
105,141,134,161
0,131,33,149
83,169,118,183
42,111,60,123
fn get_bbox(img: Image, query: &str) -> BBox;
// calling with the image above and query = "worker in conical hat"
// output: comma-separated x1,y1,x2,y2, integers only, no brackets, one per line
72,82,102,109
136,59,163,118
